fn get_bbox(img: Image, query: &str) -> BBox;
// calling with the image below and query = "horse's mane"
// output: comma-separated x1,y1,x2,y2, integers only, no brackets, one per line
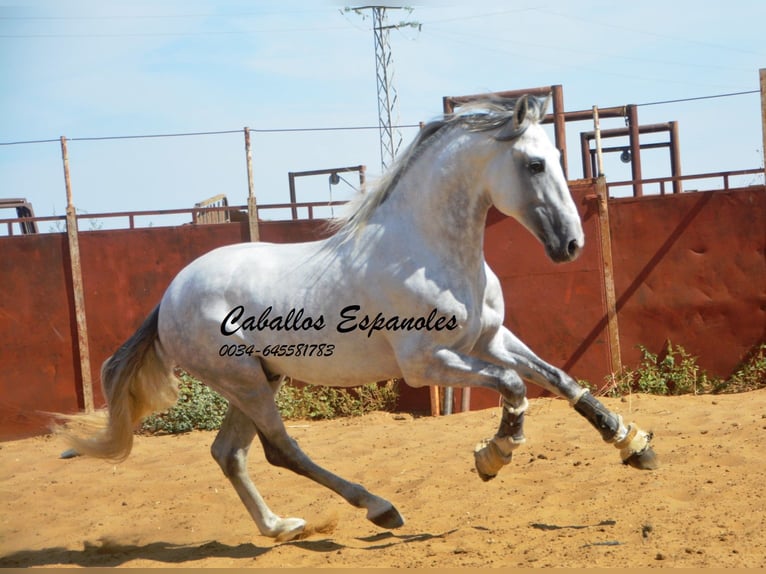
330,95,548,237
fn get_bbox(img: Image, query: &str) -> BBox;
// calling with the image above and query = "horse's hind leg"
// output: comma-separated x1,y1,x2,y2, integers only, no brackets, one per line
214,361,404,536
251,403,405,531
211,404,307,541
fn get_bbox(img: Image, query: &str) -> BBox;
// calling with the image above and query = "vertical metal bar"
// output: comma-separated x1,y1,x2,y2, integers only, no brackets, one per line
429,386,440,417
244,128,260,241
442,96,454,116
460,387,471,413
627,105,640,192
593,106,605,177
358,165,367,193
669,121,683,194
760,68,766,176
552,85,568,178
61,136,95,414
442,387,453,415
580,133,593,179
288,172,298,220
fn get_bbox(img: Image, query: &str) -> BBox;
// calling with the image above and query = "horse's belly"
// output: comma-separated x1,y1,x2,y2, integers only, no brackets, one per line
260,335,401,387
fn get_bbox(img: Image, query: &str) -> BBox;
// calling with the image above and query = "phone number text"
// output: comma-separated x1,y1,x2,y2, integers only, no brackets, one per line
218,343,335,358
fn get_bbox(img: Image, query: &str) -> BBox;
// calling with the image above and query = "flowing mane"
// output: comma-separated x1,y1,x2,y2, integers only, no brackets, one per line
331,96,549,237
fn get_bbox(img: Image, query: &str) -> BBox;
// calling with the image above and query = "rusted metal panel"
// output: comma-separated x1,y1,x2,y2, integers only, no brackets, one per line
0,234,80,439
0,219,330,439
610,187,766,378
1,185,763,437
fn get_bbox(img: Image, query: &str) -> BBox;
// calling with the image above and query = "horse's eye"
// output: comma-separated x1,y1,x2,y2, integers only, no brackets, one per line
528,159,545,175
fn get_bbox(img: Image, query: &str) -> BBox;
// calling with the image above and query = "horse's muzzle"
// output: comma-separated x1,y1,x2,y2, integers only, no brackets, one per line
546,236,583,263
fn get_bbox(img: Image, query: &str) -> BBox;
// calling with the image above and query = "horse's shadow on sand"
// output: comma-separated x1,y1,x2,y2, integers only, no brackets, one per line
0,530,455,567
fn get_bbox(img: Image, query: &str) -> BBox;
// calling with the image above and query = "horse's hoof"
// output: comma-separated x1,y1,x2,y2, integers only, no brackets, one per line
274,517,307,542
368,504,405,529
623,446,659,470
473,439,513,482
476,469,497,482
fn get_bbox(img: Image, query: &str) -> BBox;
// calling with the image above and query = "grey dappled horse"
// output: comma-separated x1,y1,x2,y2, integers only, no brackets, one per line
60,95,657,542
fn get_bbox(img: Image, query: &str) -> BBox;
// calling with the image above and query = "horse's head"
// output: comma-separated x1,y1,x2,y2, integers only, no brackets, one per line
483,95,584,263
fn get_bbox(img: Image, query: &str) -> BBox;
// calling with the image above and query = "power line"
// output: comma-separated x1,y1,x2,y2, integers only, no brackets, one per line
636,90,760,107
0,88,759,148
0,124,422,147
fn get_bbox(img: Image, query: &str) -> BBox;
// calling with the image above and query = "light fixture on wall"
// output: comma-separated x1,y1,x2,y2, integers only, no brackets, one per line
620,148,632,163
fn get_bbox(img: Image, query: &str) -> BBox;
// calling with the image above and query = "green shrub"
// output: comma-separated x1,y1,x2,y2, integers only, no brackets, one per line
140,371,229,435
275,379,400,420
139,374,401,435
713,343,766,394
603,342,765,397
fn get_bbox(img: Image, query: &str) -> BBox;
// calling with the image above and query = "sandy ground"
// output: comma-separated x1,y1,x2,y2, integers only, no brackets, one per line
1,389,766,568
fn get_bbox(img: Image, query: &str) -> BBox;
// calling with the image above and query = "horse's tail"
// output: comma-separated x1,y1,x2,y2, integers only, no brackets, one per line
55,305,178,462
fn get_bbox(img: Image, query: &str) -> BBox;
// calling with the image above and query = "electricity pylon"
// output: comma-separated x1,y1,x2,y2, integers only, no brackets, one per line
348,6,420,171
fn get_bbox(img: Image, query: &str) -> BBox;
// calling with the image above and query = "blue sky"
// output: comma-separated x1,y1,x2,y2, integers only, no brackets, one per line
1,0,764,229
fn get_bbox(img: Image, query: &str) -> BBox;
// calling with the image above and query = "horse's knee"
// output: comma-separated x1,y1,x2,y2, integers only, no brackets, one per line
497,370,526,405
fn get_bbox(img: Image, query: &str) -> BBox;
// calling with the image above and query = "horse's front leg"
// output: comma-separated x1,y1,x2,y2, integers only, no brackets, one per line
483,328,658,471
404,347,532,480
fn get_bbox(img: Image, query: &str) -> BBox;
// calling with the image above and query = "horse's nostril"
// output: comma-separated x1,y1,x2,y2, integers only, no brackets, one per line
567,239,582,261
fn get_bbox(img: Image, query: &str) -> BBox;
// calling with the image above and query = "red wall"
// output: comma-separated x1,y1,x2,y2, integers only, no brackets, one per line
610,188,766,377
0,219,333,439
1,183,764,438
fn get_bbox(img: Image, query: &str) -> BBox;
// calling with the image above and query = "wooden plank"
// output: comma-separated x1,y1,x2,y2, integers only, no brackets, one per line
61,136,94,413
244,127,260,242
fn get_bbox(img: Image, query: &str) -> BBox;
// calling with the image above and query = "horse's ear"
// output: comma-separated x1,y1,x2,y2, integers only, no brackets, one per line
538,93,552,117
497,95,531,141
513,95,529,130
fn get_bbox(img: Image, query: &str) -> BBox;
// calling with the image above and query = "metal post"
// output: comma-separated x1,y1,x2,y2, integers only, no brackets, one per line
429,386,440,417
760,68,766,175
443,387,453,415
61,136,94,413
627,105,643,197
287,172,298,220
593,106,605,177
552,84,568,178
580,132,594,179
244,128,260,242
669,121,683,194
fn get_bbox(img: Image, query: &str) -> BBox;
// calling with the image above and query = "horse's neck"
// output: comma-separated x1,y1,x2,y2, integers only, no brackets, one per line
375,144,492,272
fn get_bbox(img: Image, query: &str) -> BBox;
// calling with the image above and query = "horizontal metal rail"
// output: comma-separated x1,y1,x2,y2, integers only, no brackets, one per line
2,169,764,235
0,200,350,236
607,168,765,197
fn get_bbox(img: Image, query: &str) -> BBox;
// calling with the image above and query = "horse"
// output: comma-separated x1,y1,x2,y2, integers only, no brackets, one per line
58,95,657,543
